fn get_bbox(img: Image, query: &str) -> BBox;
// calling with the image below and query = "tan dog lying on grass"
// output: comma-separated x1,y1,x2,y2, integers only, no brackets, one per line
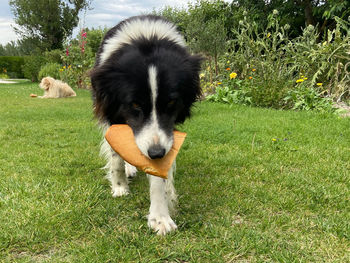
39,77,76,98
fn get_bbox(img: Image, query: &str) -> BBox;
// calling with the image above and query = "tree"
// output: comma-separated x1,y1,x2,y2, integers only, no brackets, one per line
186,1,228,77
9,0,91,51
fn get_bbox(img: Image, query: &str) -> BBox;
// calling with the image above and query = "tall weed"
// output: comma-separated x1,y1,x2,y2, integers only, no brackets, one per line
208,11,350,110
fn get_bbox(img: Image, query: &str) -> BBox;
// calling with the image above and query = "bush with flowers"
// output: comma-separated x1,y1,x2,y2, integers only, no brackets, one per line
60,29,95,89
284,76,335,112
38,62,61,81
202,10,350,111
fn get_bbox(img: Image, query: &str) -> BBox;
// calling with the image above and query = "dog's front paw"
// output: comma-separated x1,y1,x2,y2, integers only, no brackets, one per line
148,214,177,235
111,185,129,197
125,163,137,178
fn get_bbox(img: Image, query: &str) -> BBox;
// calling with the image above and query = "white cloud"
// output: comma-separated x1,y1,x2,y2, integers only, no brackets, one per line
0,0,228,45
0,18,18,45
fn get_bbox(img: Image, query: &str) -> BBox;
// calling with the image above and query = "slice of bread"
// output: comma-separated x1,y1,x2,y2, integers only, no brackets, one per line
105,124,186,179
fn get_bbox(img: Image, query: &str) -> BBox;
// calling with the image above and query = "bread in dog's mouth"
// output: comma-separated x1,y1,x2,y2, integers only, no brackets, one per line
105,124,186,179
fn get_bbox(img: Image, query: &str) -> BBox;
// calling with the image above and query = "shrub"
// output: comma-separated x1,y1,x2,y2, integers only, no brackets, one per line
206,76,252,105
0,56,25,78
38,62,61,81
44,49,63,64
286,17,350,101
0,73,9,79
206,11,350,112
61,29,94,89
85,27,109,55
284,79,335,112
22,56,47,82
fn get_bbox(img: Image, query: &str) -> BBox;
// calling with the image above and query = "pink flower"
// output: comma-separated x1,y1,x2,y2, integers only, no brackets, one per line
81,31,87,38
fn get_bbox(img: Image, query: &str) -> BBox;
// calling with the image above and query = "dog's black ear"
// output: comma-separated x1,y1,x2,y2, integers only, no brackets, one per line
90,66,110,122
90,65,126,124
189,54,204,99
189,54,204,75
175,54,204,124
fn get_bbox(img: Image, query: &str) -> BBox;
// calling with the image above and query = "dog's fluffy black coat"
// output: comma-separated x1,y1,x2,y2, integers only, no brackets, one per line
90,15,202,235
91,15,202,135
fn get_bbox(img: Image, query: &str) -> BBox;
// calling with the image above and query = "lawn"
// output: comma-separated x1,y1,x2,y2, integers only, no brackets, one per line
0,81,350,262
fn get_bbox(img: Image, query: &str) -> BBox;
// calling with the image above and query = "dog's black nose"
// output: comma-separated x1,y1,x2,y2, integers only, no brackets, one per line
148,145,166,159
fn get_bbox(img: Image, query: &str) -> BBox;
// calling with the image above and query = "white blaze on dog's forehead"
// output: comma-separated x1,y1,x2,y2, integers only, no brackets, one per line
148,65,158,110
147,65,159,134
99,18,186,65
134,65,173,158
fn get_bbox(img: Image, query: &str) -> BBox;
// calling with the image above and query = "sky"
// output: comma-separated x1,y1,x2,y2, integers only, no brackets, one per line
0,0,197,45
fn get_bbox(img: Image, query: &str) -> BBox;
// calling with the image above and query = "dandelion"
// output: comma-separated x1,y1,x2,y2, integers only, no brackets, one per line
252,68,256,72
316,83,323,86
230,72,237,79
249,76,253,79
296,79,304,83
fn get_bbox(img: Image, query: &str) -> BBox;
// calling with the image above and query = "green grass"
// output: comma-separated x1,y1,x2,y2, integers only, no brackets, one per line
1,81,350,262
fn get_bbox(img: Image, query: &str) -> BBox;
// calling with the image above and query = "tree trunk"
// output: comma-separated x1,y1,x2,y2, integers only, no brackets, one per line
303,0,315,26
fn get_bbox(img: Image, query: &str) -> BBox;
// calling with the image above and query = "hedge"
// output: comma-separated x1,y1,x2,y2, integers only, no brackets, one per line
0,56,25,78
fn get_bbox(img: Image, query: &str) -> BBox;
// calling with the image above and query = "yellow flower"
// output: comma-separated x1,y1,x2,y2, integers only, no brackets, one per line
230,72,237,79
316,83,323,86
59,69,64,72
304,77,308,80
68,65,71,69
249,76,253,79
252,68,256,72
301,75,304,78
272,138,277,142
296,79,304,83
63,66,66,69
217,82,222,85
199,73,205,79
267,32,271,38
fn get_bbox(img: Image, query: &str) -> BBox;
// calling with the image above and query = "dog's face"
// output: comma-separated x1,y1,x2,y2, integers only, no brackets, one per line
91,44,202,159
39,77,53,91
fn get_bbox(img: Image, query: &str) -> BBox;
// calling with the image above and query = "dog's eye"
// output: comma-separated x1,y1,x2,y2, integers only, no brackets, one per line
167,100,176,107
131,102,141,111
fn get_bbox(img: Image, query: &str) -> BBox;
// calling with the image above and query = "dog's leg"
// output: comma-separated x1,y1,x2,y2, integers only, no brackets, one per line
101,139,129,197
148,161,177,235
125,162,137,178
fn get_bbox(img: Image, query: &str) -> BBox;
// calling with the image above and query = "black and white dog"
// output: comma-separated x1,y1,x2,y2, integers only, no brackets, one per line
90,15,202,235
